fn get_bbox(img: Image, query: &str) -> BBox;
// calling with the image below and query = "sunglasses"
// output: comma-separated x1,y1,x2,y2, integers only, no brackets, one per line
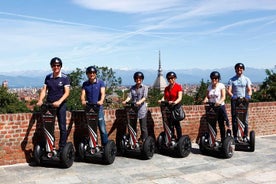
51,64,61,67
211,77,218,80
87,72,96,74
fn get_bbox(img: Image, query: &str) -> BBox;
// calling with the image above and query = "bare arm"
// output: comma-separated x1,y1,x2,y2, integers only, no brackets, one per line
81,88,87,106
174,91,183,104
98,86,105,105
247,85,252,96
36,85,47,106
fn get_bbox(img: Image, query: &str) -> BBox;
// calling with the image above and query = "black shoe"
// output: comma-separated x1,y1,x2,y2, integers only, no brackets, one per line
234,137,239,144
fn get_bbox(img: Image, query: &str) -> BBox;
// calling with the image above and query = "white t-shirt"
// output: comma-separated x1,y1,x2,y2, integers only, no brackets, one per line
207,83,225,105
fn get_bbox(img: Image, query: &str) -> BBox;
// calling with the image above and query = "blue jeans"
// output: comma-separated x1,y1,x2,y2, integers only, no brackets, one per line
98,108,108,145
56,102,67,148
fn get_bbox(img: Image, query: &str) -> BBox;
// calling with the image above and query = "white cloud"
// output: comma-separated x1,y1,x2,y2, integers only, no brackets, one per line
72,0,182,13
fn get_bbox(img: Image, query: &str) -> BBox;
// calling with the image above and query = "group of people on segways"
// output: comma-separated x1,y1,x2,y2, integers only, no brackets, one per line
33,57,254,168
199,62,255,158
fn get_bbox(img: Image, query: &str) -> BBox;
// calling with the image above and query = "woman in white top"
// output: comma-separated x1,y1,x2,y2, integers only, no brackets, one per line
203,71,230,141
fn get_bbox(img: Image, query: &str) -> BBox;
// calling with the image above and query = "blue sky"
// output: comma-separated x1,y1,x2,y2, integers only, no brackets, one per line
0,0,276,73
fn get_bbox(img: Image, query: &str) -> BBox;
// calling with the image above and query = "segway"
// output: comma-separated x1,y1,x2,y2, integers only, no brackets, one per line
233,97,255,152
199,102,234,158
33,103,75,168
78,103,117,165
156,101,191,158
120,102,155,159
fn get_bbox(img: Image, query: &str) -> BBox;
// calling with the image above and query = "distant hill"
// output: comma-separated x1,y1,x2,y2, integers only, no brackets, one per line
0,67,269,88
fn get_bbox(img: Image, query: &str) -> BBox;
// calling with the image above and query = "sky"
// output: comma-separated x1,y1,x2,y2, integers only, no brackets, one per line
0,0,276,73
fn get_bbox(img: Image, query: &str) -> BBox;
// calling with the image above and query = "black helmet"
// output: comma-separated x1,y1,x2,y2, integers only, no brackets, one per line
166,71,177,79
133,71,144,80
210,71,221,80
235,63,245,70
50,57,62,67
86,66,97,74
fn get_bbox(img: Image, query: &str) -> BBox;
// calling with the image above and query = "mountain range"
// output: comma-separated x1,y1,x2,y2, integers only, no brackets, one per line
0,67,269,88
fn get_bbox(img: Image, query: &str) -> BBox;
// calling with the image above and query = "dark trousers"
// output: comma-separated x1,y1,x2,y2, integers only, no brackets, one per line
139,116,148,140
132,115,148,141
169,119,182,140
56,102,67,148
209,105,227,141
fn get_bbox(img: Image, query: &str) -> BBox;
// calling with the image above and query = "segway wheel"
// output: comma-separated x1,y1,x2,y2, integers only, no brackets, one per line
34,144,43,166
249,131,255,152
222,136,235,159
142,136,155,159
177,135,191,158
156,132,165,153
103,140,117,165
61,142,75,168
78,142,86,161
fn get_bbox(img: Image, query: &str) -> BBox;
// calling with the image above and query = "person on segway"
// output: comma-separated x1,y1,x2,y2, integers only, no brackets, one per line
122,71,149,143
203,71,230,141
158,71,183,141
81,66,109,146
227,63,252,143
37,57,70,153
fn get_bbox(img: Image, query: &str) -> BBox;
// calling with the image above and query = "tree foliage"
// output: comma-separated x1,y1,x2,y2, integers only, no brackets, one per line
0,86,30,113
96,66,122,94
194,79,209,105
253,69,276,101
147,88,163,107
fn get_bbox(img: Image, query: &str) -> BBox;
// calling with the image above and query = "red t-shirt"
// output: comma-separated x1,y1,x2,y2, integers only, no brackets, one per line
164,83,182,101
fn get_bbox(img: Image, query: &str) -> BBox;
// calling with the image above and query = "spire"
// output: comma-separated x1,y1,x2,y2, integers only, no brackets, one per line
158,50,163,76
152,50,167,92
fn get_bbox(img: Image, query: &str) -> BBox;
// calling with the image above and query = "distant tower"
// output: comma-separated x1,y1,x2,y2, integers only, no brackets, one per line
152,51,167,92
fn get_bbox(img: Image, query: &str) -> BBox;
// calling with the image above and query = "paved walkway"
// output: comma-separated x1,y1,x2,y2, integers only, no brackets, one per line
1,135,276,184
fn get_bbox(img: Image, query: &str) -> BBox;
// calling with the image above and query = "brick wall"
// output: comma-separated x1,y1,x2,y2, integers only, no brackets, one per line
0,102,275,166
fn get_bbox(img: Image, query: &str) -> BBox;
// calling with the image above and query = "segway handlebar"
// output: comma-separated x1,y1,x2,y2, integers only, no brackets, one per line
124,101,137,107
160,101,177,107
231,97,250,102
40,103,55,110
85,102,100,112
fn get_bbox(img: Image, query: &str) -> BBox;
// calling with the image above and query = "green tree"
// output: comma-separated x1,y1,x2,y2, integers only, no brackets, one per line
182,94,194,105
96,66,122,95
194,79,209,105
0,86,30,113
147,88,163,107
66,68,85,111
253,69,276,101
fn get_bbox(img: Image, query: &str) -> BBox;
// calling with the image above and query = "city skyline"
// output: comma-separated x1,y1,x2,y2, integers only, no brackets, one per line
0,0,276,73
